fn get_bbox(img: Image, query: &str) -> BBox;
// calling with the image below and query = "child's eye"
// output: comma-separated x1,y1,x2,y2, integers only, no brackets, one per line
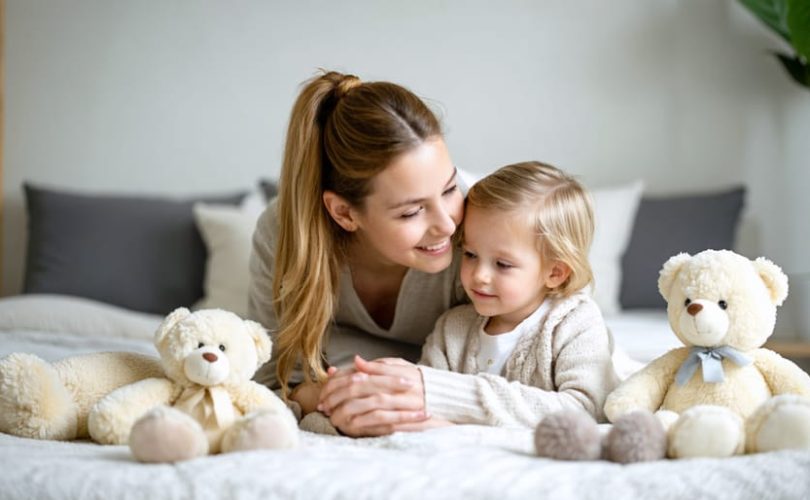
496,261,514,269
442,185,458,196
462,250,477,259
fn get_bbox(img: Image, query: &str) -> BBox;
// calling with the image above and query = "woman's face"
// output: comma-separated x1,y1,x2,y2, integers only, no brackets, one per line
350,138,463,274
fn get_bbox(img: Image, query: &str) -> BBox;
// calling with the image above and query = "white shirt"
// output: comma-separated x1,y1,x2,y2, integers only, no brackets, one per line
476,300,551,375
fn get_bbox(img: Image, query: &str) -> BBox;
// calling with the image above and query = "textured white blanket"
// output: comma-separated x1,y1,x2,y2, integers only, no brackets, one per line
1,426,809,500
2,308,809,500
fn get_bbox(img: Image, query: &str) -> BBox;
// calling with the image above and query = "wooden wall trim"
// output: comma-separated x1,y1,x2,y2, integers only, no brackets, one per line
0,0,5,293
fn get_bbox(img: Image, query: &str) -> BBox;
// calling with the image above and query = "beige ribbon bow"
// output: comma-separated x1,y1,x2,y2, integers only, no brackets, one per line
174,386,236,431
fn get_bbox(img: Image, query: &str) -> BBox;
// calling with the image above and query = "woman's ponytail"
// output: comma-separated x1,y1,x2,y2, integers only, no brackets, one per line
272,70,441,396
274,72,355,394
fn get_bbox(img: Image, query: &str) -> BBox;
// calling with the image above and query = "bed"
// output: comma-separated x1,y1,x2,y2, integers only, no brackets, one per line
4,181,808,500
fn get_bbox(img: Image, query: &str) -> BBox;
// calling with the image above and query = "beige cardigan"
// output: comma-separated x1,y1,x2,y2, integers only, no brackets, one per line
419,292,620,427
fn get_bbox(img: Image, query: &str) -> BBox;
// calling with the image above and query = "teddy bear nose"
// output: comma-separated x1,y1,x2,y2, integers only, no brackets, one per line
687,303,703,316
202,352,218,363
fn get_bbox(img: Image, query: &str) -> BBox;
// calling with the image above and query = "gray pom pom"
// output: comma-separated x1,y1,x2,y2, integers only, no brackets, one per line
534,410,601,461
605,410,667,463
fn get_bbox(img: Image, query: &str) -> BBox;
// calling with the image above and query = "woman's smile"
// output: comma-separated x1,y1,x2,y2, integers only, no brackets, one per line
416,239,451,256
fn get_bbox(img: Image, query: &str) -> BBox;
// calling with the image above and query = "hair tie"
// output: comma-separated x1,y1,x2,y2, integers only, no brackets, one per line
334,75,361,99
316,72,361,130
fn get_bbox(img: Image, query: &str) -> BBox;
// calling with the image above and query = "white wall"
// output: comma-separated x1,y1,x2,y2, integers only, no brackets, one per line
4,0,808,305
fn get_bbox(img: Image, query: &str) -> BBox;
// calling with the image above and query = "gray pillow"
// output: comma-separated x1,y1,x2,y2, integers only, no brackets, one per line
258,179,278,202
619,187,745,309
23,184,246,315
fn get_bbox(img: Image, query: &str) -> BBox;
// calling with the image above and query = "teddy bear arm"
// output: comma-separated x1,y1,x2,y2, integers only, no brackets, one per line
604,350,684,422
88,377,179,444
753,349,810,397
230,381,291,415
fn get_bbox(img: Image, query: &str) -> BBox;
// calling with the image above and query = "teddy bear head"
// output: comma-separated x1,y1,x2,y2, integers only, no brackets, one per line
657,249,788,351
153,308,272,388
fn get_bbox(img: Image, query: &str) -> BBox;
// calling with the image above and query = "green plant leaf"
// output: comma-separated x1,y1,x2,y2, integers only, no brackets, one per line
739,0,791,42
774,52,810,87
787,0,810,60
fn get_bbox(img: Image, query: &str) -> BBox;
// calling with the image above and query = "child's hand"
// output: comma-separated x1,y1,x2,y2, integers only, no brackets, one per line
318,355,428,437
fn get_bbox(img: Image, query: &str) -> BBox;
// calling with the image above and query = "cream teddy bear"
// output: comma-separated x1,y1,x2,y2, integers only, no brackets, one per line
0,350,163,441
87,307,298,462
604,249,810,458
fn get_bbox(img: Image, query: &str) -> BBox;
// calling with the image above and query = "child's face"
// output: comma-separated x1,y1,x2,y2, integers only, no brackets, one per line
460,205,553,330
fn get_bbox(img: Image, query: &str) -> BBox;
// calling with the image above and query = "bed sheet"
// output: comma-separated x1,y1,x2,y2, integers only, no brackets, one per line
3,295,808,500
1,422,808,500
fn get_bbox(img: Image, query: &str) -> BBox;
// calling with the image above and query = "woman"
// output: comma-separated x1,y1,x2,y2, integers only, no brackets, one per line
249,70,467,436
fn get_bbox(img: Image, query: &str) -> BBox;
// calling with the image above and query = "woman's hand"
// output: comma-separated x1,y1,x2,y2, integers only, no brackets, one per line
317,356,433,436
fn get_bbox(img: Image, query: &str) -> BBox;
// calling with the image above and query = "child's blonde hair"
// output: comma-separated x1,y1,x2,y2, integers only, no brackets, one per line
465,161,594,298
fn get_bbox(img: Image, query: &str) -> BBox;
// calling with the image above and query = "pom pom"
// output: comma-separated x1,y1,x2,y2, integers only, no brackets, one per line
605,410,667,463
534,410,601,461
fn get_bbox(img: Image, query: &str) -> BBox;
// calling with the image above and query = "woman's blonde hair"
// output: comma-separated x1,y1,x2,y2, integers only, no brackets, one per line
272,70,441,395
465,161,595,298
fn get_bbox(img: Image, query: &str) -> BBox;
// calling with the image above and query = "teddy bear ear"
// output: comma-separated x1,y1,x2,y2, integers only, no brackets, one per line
154,307,192,344
753,257,789,306
658,252,692,301
245,320,273,364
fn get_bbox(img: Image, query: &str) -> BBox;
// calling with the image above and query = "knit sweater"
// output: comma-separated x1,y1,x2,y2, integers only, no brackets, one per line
248,199,468,389
418,292,619,427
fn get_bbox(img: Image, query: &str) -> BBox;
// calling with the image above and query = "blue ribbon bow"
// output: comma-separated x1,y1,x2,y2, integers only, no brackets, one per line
675,345,753,386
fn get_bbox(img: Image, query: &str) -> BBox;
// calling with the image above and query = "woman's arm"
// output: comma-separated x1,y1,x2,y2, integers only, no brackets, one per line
316,357,430,436
317,310,463,436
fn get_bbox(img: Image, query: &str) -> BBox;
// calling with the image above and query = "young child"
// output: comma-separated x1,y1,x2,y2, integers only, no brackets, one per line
417,161,619,428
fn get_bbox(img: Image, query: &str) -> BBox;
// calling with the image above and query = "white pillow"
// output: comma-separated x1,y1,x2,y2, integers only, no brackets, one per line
588,180,644,316
193,193,265,318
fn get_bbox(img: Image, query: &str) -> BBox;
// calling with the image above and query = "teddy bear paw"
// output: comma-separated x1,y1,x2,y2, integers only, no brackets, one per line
668,405,744,458
604,410,667,463
129,406,208,463
221,410,299,453
746,394,810,453
0,353,77,440
534,410,602,460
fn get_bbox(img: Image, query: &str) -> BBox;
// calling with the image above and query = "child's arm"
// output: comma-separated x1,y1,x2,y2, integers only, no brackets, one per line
419,309,617,428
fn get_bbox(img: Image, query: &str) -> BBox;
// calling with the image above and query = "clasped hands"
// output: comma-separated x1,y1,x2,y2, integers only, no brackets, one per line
311,355,452,437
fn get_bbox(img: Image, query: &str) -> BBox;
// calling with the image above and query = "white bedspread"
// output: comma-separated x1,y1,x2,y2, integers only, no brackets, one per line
1,424,809,500
2,296,809,500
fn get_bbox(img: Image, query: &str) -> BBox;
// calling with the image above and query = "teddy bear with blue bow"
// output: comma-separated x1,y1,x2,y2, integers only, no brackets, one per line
601,249,810,459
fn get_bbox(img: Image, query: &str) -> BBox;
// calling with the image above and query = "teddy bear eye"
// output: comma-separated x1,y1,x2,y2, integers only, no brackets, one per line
218,344,226,352
197,342,204,349
718,300,728,310
684,298,691,306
